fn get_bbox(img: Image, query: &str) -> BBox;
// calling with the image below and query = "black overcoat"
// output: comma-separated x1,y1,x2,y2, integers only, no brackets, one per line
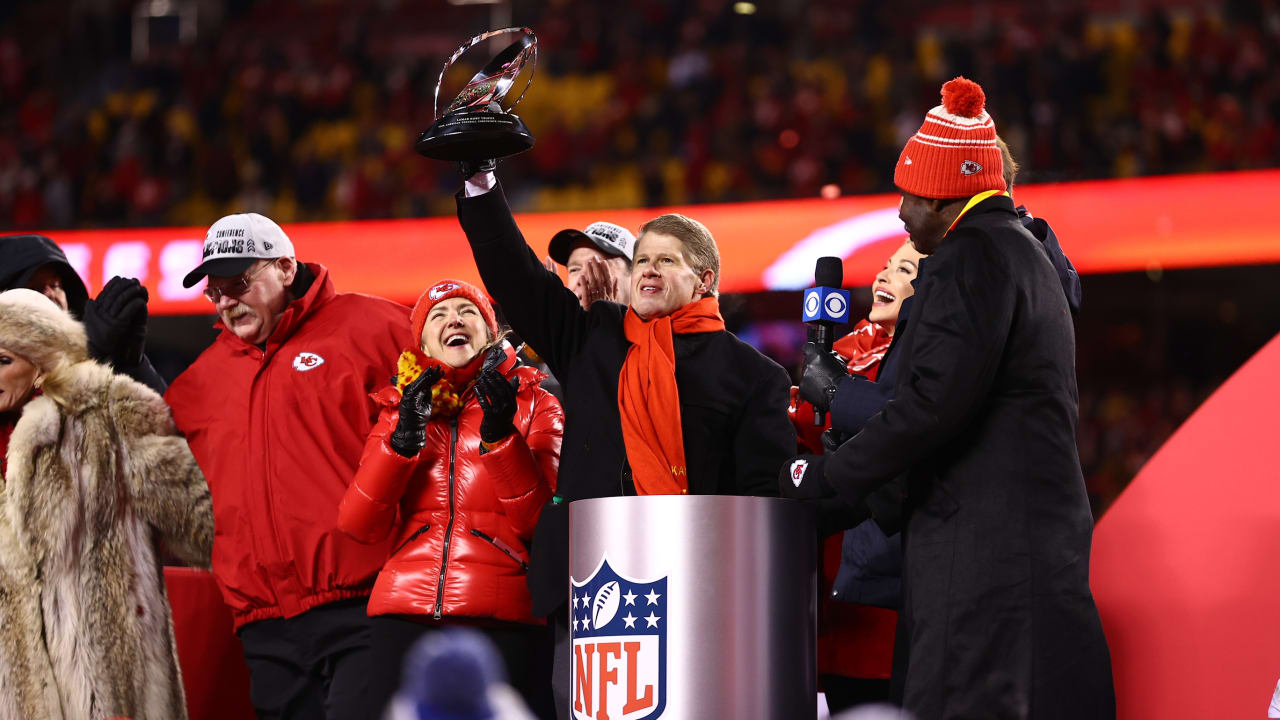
827,194,1115,719
457,185,795,616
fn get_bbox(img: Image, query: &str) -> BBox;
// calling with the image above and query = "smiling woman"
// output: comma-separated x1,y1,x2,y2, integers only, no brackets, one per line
336,278,562,717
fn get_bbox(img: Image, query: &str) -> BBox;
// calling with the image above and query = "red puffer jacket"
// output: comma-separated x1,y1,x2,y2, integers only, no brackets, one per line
337,345,562,624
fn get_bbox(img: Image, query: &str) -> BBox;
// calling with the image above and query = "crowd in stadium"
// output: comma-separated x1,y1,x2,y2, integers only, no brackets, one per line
1,0,1277,230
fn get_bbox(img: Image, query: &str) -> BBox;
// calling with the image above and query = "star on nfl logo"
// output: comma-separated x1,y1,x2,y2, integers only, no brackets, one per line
570,557,667,720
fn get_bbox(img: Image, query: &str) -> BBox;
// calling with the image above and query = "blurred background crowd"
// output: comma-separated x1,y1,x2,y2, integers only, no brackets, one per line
2,0,1277,228
3,0,1278,516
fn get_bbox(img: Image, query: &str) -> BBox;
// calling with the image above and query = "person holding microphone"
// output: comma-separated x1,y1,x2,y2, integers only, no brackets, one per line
786,241,924,712
782,77,1114,719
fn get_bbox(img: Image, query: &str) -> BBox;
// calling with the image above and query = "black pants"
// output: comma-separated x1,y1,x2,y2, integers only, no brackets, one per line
237,598,374,720
551,608,571,719
369,615,556,720
822,674,893,713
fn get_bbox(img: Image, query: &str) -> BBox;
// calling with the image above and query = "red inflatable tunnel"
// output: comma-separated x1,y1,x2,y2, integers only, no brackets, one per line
1090,332,1280,718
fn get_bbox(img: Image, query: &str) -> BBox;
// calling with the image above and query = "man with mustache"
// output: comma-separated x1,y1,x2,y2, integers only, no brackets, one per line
453,166,796,717
165,213,412,720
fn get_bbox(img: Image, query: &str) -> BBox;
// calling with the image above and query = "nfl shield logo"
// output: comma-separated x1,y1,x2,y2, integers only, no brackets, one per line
570,557,667,719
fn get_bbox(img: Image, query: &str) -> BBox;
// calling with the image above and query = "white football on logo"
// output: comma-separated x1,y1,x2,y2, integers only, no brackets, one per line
592,581,621,629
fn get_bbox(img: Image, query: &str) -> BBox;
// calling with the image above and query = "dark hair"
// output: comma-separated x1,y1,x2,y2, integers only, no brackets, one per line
996,135,1019,191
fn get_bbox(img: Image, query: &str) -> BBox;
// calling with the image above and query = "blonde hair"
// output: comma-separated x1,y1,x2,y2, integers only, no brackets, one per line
638,214,721,297
33,356,88,408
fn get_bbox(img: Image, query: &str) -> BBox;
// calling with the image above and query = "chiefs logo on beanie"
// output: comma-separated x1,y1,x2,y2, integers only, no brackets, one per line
894,77,1005,199
408,279,498,345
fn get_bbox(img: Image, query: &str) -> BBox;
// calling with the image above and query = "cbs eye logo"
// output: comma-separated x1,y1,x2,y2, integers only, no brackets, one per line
805,291,822,316
824,291,847,318
805,289,849,321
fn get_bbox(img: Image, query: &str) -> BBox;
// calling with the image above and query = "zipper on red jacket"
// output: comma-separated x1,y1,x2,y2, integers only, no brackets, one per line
393,523,430,556
434,417,459,620
257,348,290,608
470,528,530,571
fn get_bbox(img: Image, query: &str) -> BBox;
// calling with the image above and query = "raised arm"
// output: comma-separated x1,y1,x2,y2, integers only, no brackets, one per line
455,183,594,380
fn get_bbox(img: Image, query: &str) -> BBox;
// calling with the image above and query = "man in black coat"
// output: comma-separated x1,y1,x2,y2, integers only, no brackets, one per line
0,233,167,393
784,78,1114,719
455,168,795,716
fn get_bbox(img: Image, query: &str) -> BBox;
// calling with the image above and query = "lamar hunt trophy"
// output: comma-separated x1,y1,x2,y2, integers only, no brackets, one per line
415,27,538,161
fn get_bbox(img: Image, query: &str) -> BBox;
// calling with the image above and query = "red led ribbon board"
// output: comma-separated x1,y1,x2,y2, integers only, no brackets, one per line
37,170,1280,315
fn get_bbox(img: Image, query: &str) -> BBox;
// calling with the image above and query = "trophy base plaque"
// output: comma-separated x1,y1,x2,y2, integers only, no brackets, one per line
414,111,534,161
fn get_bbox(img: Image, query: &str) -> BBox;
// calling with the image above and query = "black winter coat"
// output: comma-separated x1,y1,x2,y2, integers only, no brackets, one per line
457,185,796,616
826,194,1114,719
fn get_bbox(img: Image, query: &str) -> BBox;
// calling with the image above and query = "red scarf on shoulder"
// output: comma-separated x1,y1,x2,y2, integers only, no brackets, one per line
617,297,725,495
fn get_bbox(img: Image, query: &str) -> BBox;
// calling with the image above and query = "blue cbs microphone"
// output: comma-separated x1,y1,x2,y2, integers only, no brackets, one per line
803,256,851,425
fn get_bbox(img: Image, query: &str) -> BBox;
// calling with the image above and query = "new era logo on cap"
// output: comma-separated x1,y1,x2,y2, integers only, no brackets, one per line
184,213,296,287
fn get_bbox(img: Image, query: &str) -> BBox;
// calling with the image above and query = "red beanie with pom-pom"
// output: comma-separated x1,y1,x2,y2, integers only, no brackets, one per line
893,77,1005,199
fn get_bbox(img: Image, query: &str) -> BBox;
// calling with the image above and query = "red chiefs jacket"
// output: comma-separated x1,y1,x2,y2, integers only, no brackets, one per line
166,263,412,629
337,345,562,624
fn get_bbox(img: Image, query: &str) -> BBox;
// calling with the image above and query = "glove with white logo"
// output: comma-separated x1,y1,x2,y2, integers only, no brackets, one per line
389,366,445,458
797,342,849,414
779,453,834,500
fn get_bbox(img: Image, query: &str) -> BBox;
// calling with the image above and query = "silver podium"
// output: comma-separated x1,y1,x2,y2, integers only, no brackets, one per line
568,495,817,720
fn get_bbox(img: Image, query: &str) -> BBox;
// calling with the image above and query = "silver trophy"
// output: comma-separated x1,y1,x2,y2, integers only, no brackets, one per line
414,27,537,161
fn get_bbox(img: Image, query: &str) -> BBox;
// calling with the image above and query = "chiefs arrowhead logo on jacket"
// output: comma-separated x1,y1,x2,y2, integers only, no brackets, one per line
292,352,325,371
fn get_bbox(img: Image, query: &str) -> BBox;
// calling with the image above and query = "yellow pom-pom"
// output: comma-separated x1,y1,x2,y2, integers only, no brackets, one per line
395,350,425,391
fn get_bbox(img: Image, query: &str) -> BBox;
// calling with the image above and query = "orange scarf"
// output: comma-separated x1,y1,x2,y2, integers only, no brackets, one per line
617,297,726,495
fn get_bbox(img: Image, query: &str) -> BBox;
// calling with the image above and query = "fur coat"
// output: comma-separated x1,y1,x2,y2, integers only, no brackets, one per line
0,361,214,720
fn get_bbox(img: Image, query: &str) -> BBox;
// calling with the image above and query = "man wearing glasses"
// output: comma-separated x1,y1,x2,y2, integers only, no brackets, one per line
165,213,412,720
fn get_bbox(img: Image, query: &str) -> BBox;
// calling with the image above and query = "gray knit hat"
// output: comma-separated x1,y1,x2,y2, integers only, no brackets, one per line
0,289,89,372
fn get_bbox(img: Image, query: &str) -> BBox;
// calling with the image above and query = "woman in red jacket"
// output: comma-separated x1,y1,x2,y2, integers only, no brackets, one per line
338,279,562,719
788,239,923,712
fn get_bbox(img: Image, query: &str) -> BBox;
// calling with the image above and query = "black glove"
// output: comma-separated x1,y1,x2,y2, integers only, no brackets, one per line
83,276,149,368
389,366,445,458
475,370,520,444
457,158,498,181
821,428,851,455
779,453,835,500
797,342,849,414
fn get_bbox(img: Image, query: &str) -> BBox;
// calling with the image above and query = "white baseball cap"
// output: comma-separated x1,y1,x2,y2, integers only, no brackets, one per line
183,213,296,288
548,221,636,265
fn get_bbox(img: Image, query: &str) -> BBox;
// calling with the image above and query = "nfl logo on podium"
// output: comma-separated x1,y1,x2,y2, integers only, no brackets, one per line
570,557,668,719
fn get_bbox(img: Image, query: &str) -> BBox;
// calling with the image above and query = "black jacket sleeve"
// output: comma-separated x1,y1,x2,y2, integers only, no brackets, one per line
120,354,168,395
828,373,893,436
456,184,594,381
825,231,1015,507
733,363,797,497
